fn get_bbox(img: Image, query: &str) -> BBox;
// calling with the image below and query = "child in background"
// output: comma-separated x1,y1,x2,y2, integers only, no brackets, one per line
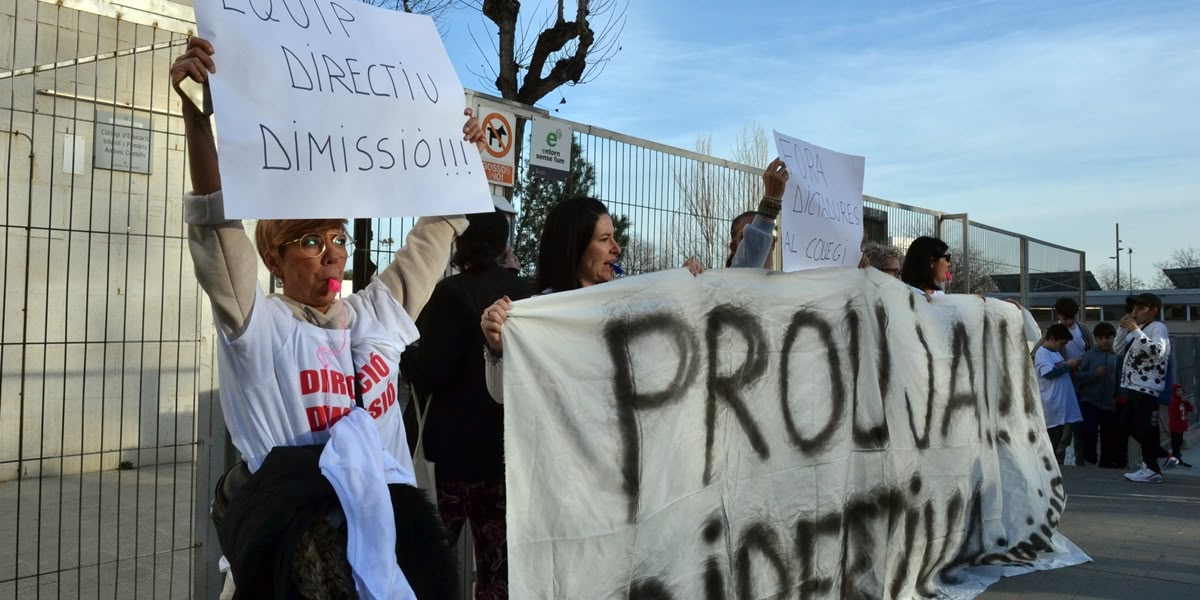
1035,323,1084,464
1074,322,1120,467
1165,384,1194,468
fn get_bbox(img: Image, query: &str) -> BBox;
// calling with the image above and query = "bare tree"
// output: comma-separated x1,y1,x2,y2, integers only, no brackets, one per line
1152,246,1200,289
461,0,626,106
621,235,672,276
666,128,770,269
669,135,735,268
940,245,1000,295
1096,266,1146,291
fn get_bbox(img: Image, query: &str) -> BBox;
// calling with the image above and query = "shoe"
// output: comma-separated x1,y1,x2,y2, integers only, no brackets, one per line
1179,460,1193,468
1124,466,1164,483
1163,457,1180,470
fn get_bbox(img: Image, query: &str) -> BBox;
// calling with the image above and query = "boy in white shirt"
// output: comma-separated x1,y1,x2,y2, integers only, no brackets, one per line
1035,323,1084,464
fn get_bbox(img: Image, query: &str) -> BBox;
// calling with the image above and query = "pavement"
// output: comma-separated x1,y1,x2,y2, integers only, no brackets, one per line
981,431,1200,599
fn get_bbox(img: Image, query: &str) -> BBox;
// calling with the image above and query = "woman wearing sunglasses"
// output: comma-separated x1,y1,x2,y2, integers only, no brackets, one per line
901,236,953,299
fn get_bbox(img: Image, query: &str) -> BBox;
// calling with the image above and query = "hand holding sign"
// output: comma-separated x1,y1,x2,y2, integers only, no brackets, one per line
773,132,866,272
171,38,221,195
170,37,214,116
762,157,789,202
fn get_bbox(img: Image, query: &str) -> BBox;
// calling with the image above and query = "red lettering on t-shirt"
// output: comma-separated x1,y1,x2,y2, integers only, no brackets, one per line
306,405,353,432
307,406,328,432
370,353,391,378
300,370,319,395
358,371,373,395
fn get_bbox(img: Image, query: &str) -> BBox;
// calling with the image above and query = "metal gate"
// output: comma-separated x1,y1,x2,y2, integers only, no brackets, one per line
1,0,217,598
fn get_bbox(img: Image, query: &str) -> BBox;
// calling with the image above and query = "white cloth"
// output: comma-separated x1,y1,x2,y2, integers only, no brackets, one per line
501,268,1089,599
1035,346,1083,428
320,409,415,600
215,283,419,473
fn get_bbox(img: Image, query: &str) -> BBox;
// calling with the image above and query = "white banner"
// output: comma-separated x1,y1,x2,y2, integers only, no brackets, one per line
502,268,1088,599
774,132,866,272
196,1,493,219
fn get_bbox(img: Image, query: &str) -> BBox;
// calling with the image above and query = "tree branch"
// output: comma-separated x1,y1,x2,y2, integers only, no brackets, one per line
482,0,522,99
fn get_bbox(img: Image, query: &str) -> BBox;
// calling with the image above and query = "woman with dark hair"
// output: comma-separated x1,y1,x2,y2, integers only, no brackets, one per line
901,235,952,297
408,210,531,599
479,196,700,401
532,196,620,293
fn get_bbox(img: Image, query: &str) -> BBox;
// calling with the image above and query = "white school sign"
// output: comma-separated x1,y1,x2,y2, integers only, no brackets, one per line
501,269,1088,599
195,1,493,219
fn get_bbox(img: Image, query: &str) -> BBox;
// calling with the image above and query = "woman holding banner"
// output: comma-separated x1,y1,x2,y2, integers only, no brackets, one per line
173,37,483,598
479,196,711,402
479,197,621,402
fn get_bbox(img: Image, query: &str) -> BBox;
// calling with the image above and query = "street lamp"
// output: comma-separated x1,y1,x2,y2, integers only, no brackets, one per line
1109,223,1123,291
1127,248,1134,291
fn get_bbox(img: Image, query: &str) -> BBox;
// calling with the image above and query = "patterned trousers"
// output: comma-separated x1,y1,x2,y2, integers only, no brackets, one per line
436,477,508,600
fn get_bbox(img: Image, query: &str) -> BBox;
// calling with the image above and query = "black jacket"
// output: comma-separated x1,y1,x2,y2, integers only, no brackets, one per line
409,264,531,480
218,444,457,599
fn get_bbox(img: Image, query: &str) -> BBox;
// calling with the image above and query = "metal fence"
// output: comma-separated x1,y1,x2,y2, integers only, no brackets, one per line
463,91,1087,310
0,3,1092,599
0,0,216,598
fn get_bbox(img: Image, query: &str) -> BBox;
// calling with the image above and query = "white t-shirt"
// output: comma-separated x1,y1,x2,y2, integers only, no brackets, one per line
1063,322,1087,361
1034,346,1083,428
215,282,418,474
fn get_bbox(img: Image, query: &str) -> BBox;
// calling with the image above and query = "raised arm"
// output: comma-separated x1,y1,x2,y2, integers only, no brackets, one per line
173,38,258,336
730,158,786,269
373,109,486,320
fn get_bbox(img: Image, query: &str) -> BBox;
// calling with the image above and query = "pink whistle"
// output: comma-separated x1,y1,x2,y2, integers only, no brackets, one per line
945,272,954,282
327,278,342,293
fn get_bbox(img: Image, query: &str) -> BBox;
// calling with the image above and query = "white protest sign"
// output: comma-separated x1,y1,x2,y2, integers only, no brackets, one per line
774,132,866,271
475,101,516,186
502,268,1089,599
195,1,493,219
528,117,572,182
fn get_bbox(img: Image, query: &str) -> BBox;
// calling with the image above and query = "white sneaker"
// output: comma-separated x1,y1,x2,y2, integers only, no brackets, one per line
1124,467,1164,483
1163,457,1180,470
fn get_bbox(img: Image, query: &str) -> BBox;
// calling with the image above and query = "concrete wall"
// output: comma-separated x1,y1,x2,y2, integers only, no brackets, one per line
0,0,218,481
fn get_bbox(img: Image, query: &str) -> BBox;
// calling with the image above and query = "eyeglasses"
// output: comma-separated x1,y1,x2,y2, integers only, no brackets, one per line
940,253,952,263
280,231,353,258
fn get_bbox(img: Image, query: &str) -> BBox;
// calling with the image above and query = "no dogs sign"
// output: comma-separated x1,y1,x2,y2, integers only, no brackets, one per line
477,103,516,186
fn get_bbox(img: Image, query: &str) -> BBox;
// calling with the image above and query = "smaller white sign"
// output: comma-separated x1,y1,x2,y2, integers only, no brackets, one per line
476,102,516,187
773,131,865,272
63,134,86,175
528,118,571,182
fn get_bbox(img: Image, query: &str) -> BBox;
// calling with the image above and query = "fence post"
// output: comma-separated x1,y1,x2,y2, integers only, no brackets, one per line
961,216,971,294
193,338,228,598
1079,251,1087,314
1019,238,1030,308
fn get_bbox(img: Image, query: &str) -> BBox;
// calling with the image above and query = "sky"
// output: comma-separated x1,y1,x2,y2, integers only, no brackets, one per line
436,0,1199,284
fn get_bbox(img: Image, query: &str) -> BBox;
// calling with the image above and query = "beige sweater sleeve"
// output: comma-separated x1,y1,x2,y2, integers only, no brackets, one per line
185,191,259,337
376,216,468,321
